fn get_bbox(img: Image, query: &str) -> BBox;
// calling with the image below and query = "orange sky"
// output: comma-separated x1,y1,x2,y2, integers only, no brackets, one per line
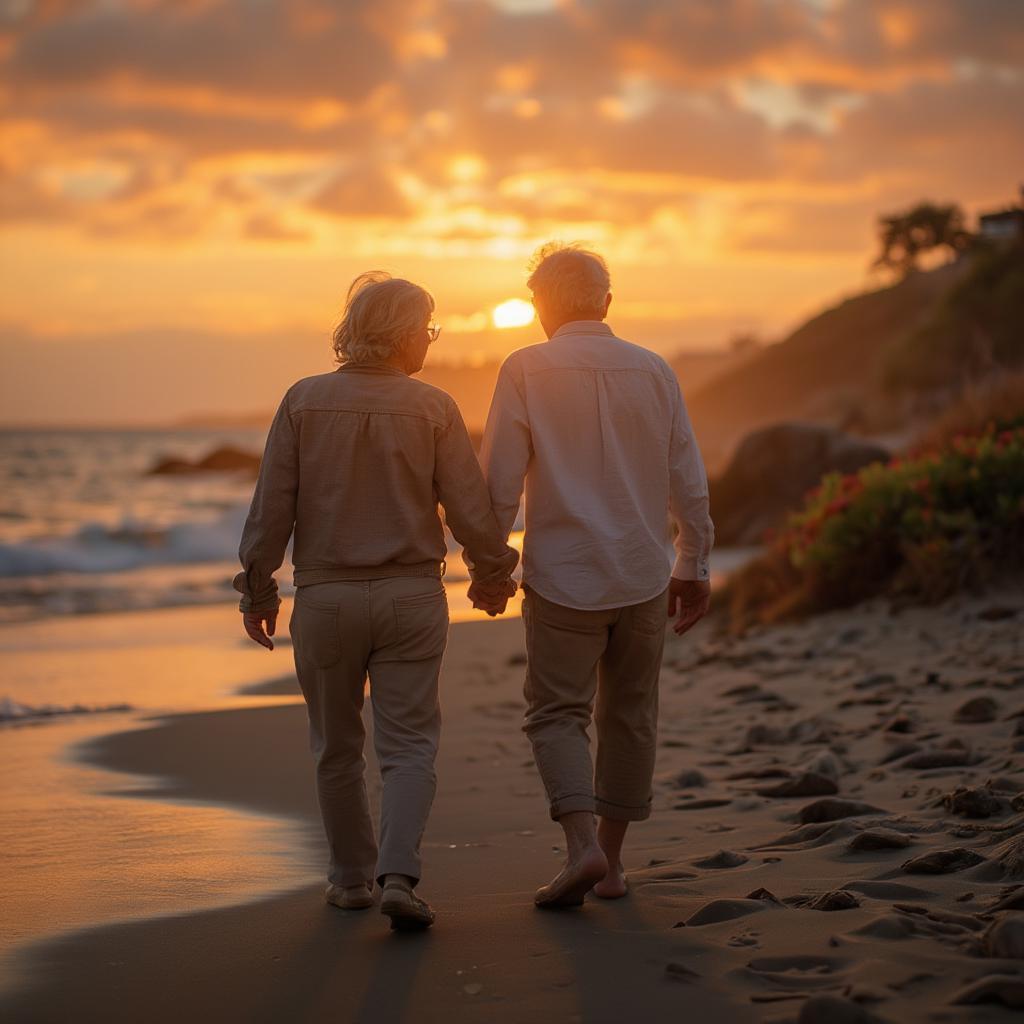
2,0,1022,424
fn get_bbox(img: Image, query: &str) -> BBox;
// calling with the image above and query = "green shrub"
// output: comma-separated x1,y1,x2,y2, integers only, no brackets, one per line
724,423,1024,630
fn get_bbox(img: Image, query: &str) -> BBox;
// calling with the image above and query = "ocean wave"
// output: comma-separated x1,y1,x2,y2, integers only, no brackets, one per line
0,505,251,578
0,696,133,724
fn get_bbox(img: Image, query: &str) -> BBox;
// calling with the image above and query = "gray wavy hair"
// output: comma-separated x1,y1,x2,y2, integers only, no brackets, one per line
527,242,611,316
332,271,435,365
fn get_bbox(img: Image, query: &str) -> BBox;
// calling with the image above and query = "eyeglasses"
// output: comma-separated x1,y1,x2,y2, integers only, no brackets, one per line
427,323,442,344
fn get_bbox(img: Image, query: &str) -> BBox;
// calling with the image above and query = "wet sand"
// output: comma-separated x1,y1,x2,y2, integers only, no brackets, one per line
4,589,1024,1022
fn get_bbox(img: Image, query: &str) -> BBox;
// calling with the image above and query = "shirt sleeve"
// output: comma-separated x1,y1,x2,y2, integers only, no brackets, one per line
668,381,714,581
232,391,300,612
478,358,532,541
434,398,520,584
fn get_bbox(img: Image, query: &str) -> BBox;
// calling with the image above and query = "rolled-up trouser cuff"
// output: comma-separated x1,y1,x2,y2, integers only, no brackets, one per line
548,793,597,820
595,796,652,822
375,855,422,888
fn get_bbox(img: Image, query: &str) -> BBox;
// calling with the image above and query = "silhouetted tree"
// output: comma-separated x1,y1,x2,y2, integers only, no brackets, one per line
873,202,974,277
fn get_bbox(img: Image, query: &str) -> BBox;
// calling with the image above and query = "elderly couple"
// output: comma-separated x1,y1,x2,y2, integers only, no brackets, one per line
234,244,714,931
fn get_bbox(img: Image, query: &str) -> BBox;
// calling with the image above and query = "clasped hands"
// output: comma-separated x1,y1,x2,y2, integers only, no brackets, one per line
467,577,518,616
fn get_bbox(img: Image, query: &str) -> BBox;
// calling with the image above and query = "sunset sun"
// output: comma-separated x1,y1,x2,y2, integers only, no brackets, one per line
491,299,535,329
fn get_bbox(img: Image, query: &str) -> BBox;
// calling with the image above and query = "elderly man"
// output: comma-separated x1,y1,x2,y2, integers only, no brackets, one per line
471,244,714,907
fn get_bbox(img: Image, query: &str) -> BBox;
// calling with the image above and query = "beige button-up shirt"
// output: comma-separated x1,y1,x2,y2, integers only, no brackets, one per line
479,321,714,611
234,363,519,613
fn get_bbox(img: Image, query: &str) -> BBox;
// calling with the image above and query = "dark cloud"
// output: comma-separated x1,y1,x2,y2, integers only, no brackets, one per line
309,164,412,218
5,1,393,103
0,0,1021,245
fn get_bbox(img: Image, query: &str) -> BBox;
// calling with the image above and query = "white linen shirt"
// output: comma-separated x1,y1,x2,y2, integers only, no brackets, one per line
479,320,714,611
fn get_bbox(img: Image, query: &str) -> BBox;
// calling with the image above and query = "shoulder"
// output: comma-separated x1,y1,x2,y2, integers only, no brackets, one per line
499,341,546,375
283,372,338,404
609,335,677,384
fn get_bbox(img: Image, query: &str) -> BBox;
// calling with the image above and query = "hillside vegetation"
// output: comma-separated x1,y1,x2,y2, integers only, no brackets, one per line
688,240,1024,471
723,407,1024,631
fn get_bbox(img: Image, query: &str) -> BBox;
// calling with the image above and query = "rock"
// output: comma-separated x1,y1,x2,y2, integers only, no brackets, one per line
801,750,846,781
951,974,1024,1008
691,849,749,869
146,456,195,475
898,748,974,770
756,772,839,798
984,917,1024,958
847,829,914,852
808,889,860,911
902,848,986,874
146,446,261,477
670,768,707,789
709,423,888,546
987,775,1024,792
798,798,886,824
883,715,913,733
744,723,786,746
954,696,999,724
942,785,1003,819
798,994,889,1023
195,446,261,472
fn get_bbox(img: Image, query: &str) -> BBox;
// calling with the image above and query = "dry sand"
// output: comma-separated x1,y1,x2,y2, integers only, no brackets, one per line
3,587,1024,1023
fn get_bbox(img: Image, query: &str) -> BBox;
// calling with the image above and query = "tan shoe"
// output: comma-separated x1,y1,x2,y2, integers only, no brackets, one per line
325,882,374,910
380,880,435,930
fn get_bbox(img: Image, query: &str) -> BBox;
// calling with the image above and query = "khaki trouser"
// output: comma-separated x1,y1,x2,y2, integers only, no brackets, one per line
290,577,448,887
522,586,668,822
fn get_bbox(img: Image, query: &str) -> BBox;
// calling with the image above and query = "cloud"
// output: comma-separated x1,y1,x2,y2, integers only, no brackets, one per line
0,0,1020,256
5,2,394,104
309,164,412,218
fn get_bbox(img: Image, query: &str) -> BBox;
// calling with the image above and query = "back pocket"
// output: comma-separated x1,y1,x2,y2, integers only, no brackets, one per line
393,589,449,661
293,598,343,669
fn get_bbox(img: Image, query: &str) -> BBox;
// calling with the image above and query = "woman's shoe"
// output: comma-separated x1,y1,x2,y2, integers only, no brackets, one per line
325,882,374,910
380,880,435,930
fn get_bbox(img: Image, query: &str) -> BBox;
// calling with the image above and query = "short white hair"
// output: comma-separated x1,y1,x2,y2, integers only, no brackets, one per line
332,271,434,365
527,242,611,316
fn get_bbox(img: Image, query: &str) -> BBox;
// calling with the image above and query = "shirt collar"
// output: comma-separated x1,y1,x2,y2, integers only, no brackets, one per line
336,362,408,377
550,320,615,340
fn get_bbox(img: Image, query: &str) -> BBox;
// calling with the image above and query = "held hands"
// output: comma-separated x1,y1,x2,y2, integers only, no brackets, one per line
668,578,711,636
468,577,518,617
243,609,278,650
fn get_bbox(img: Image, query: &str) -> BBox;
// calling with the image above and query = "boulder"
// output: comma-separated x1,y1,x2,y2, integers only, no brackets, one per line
146,445,261,477
709,423,889,546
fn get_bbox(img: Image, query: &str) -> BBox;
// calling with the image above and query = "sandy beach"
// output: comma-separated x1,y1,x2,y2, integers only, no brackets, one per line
2,584,1024,1023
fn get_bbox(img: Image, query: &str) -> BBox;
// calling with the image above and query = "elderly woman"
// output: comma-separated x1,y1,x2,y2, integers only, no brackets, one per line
234,272,518,930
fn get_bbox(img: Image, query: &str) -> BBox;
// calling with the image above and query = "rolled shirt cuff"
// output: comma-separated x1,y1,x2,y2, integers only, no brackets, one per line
672,553,711,581
233,570,281,614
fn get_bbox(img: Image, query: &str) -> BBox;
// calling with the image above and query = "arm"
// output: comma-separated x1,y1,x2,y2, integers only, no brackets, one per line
434,399,519,588
233,391,300,646
667,381,714,634
478,358,532,543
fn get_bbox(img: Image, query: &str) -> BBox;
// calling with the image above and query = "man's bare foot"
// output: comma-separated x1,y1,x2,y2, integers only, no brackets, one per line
593,862,628,899
534,847,608,908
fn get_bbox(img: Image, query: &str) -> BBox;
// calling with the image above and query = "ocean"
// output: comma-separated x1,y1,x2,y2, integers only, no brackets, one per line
0,426,497,624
